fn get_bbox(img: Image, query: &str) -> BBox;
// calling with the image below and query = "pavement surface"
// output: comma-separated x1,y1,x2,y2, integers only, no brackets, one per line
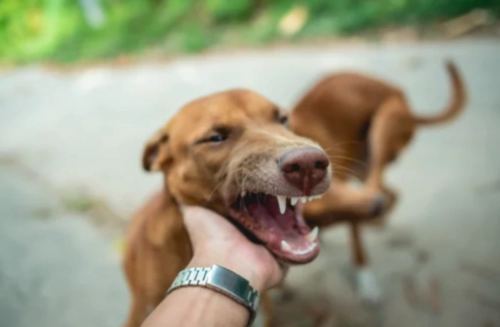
1,38,500,327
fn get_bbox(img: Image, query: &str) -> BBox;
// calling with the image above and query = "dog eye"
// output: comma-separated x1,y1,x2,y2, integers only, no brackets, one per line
207,134,226,143
196,126,231,145
198,131,229,144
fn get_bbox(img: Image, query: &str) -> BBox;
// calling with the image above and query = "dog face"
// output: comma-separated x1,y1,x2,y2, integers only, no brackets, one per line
143,89,332,263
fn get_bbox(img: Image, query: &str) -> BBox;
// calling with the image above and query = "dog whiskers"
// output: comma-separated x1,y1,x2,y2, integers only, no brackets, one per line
206,179,225,204
321,148,369,168
333,165,365,180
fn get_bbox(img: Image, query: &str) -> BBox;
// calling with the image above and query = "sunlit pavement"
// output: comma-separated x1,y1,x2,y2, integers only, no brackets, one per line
1,39,499,327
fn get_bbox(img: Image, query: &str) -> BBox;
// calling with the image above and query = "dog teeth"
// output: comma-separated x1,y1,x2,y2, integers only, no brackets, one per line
281,240,292,251
241,191,246,197
277,196,287,214
307,195,322,201
306,227,319,242
289,195,323,204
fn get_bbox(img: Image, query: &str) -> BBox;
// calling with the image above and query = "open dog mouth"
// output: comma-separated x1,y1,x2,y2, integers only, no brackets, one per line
228,192,322,263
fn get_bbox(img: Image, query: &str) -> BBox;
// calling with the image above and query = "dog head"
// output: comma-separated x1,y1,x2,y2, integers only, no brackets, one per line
143,89,332,263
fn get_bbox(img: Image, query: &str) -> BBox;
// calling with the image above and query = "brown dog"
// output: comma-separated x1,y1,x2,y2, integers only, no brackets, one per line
122,89,332,327
290,61,466,301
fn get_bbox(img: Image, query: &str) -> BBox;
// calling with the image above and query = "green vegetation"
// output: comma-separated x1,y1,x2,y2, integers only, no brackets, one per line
1,0,499,64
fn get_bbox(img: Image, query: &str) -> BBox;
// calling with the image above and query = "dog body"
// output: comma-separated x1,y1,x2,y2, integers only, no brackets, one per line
123,190,191,327
123,89,331,327
290,62,466,300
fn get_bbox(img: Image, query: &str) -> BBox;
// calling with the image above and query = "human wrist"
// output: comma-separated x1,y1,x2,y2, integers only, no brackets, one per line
188,249,267,293
146,281,250,327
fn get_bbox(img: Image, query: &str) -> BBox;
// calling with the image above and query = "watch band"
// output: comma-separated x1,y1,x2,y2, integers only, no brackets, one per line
167,265,260,326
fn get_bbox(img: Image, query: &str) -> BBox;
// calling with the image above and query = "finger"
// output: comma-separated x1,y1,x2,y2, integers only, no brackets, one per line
180,206,212,244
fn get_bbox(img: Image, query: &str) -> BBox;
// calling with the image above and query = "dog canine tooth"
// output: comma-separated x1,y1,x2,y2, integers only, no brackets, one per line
306,227,319,242
277,196,287,214
300,197,307,204
290,197,299,206
281,240,292,251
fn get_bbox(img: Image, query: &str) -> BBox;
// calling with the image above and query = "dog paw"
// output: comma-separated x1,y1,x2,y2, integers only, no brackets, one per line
356,268,382,304
366,189,398,225
370,194,389,217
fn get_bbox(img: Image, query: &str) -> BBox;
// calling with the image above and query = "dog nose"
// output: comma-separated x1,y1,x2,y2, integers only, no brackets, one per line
279,147,329,195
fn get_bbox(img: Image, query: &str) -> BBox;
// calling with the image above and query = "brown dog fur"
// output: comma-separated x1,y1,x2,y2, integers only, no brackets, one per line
291,61,466,268
122,89,330,327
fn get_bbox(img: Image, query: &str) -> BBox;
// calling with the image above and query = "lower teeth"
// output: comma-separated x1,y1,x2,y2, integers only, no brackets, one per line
281,240,292,251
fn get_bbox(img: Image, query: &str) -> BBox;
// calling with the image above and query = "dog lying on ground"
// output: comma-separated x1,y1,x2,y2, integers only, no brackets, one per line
290,61,466,301
122,89,332,327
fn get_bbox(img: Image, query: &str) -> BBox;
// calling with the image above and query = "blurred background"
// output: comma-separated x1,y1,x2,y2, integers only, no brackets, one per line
1,1,500,327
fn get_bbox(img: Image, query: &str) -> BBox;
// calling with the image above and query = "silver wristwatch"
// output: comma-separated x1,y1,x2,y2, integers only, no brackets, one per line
167,265,260,326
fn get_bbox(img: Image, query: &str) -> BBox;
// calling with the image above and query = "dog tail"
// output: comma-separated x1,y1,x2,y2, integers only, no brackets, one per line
414,61,466,126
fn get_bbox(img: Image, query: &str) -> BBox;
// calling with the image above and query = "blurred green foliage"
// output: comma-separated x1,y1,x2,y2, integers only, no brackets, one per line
206,0,252,22
1,0,499,63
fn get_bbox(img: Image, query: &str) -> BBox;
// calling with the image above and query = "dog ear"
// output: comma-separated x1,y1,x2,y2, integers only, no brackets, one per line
142,130,171,172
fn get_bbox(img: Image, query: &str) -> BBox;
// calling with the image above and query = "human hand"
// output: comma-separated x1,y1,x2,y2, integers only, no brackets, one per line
181,205,286,292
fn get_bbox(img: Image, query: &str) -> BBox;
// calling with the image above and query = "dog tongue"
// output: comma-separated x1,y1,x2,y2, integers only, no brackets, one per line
246,195,317,260
246,196,295,231
265,195,298,230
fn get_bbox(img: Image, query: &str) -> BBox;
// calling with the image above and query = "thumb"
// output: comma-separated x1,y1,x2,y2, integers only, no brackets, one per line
180,205,238,245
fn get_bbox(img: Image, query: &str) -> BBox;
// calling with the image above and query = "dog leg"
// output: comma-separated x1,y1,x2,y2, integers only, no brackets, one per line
259,292,274,327
356,267,382,304
123,247,148,327
349,222,382,303
365,97,415,192
123,293,149,327
349,222,367,267
364,112,389,191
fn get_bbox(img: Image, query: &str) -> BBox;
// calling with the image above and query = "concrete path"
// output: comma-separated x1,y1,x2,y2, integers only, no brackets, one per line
1,38,499,327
